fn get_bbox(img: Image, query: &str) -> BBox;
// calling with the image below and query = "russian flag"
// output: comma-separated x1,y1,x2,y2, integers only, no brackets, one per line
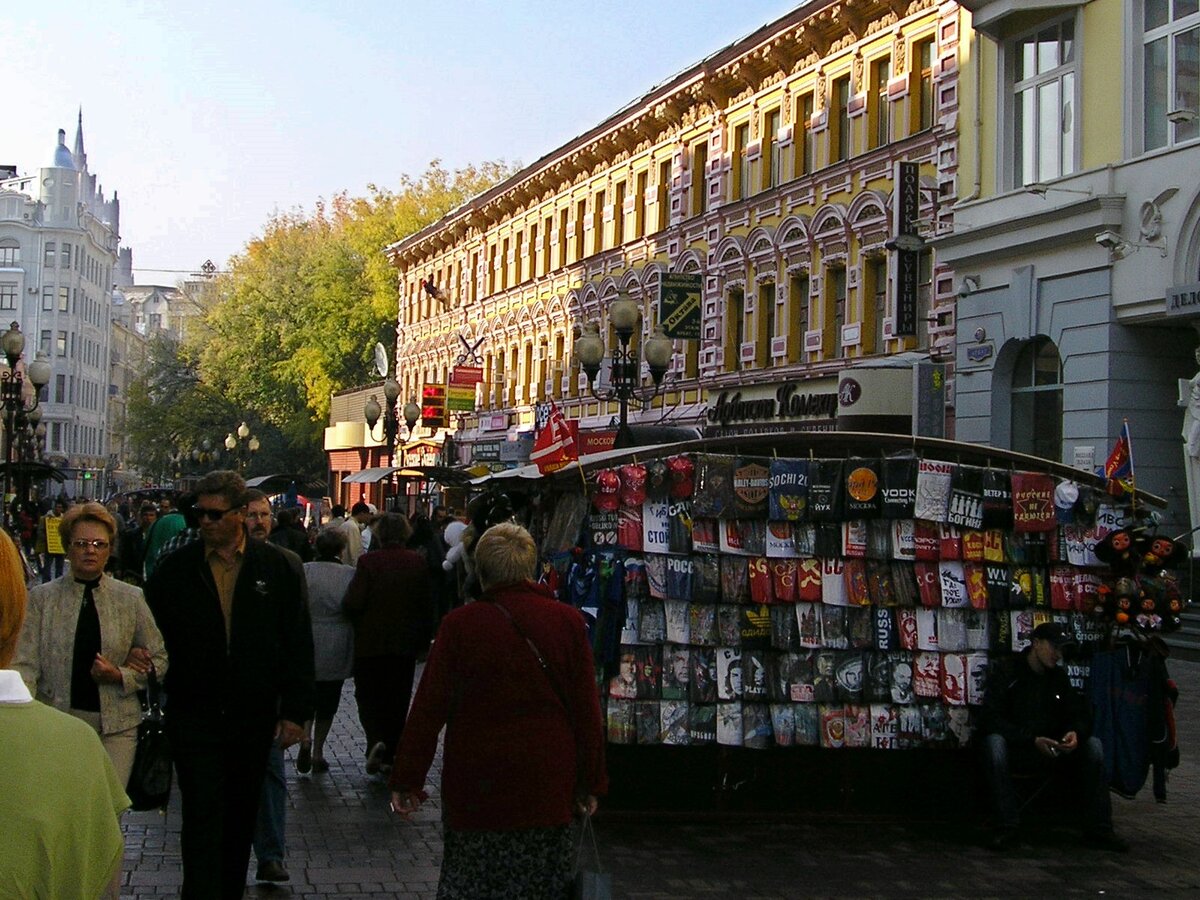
1098,420,1134,496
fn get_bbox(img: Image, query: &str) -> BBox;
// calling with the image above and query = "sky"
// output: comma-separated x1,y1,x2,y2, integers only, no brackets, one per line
3,0,799,282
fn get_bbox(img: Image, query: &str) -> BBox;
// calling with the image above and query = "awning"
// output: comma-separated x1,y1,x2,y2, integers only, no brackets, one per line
0,460,68,483
342,465,478,486
245,473,327,495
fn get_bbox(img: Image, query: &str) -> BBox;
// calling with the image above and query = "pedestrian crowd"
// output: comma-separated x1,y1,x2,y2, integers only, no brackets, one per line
0,471,1132,898
0,474,608,899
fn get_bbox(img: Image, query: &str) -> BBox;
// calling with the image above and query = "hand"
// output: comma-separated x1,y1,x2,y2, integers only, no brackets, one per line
1058,731,1079,754
123,646,152,675
90,653,123,685
1034,736,1061,758
391,790,422,820
576,794,599,817
275,719,305,749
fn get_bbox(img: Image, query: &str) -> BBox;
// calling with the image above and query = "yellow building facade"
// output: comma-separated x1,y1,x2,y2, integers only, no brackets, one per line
387,0,964,462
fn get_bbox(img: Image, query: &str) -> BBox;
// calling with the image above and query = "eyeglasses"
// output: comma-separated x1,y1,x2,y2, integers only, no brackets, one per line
196,506,239,522
71,539,111,551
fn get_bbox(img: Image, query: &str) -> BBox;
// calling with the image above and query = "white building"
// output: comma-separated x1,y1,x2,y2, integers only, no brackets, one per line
0,113,122,498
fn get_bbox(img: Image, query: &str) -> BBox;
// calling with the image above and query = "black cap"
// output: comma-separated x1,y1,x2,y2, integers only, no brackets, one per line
1031,622,1075,647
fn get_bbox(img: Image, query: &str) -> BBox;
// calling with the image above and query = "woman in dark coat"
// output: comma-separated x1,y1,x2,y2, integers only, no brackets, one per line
342,513,433,774
389,522,608,899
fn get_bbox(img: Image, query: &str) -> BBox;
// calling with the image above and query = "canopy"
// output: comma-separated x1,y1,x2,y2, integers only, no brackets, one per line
342,465,477,486
244,473,327,495
0,460,68,484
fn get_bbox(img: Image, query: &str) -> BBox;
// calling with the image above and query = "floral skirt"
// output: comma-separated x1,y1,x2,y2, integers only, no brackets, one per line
438,824,573,900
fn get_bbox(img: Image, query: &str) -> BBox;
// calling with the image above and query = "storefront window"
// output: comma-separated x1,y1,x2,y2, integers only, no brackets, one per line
1010,337,1063,461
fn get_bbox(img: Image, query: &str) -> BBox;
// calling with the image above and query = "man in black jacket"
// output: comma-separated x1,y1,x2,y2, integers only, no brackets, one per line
981,622,1126,852
146,470,314,898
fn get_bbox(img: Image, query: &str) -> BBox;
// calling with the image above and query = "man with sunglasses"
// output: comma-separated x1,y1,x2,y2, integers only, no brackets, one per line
146,470,314,899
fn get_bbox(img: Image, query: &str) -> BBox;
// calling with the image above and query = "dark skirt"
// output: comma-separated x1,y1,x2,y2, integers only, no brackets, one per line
438,824,572,900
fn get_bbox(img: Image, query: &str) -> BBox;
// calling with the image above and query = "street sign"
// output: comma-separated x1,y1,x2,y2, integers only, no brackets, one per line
659,273,703,339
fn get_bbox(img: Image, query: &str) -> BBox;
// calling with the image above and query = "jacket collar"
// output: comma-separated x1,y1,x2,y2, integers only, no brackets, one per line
481,579,557,604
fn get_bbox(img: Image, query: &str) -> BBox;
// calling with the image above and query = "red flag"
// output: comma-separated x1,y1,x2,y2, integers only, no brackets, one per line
530,402,578,474
1097,420,1134,496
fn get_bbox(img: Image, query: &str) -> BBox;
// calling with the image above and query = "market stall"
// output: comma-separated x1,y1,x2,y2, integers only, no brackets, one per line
471,433,1183,814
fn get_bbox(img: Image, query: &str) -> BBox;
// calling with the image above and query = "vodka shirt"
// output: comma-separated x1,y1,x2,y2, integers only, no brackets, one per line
880,456,919,519
913,459,955,523
768,458,809,521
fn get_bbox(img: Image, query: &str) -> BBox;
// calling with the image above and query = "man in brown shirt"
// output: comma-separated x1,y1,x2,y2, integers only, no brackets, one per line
146,470,313,898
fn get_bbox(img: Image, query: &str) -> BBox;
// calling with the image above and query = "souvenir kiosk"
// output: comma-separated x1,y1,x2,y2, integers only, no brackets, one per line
472,433,1183,815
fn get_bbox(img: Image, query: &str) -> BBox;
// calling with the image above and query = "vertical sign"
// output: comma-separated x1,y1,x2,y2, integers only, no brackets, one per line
912,361,946,438
421,384,447,428
659,273,703,339
892,161,921,337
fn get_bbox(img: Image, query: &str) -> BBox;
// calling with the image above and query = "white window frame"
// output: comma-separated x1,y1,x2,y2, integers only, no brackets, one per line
1002,14,1080,189
1138,0,1200,154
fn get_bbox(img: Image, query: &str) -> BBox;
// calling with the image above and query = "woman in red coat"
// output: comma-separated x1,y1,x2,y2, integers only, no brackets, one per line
390,522,607,899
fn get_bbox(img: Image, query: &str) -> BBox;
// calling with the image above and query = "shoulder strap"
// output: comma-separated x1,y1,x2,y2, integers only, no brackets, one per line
490,600,570,712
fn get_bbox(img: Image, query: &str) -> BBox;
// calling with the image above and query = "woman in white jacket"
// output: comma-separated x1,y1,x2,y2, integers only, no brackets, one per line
13,501,167,785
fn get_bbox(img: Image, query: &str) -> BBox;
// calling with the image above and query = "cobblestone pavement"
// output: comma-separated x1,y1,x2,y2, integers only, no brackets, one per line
122,658,1200,899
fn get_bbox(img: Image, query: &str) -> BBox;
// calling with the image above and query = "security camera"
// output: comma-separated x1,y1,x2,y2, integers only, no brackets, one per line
1095,230,1123,249
959,275,980,297
1168,108,1198,125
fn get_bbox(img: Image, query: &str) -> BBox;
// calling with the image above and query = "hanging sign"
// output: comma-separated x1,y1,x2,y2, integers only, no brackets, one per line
659,273,703,339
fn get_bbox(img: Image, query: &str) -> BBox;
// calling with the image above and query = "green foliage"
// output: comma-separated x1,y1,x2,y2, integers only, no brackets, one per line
195,159,517,446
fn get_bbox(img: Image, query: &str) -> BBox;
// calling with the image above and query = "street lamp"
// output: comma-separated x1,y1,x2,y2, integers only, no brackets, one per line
0,323,52,526
224,422,259,472
573,293,673,448
365,377,403,511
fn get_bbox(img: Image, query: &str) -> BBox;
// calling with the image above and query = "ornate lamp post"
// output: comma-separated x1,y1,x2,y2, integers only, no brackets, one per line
224,421,259,472
573,293,673,448
0,323,52,526
364,377,402,510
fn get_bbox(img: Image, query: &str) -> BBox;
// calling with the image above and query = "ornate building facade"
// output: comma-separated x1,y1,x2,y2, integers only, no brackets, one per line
386,1,964,466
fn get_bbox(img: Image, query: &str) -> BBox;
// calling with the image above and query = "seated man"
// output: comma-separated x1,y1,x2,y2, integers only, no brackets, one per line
980,622,1127,852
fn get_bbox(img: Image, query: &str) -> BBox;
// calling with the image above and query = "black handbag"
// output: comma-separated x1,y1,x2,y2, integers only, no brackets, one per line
126,664,173,812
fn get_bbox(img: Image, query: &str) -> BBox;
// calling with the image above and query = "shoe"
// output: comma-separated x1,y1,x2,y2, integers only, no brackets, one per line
365,741,387,775
1086,831,1130,853
255,859,290,882
987,828,1019,851
296,742,312,774
312,757,330,773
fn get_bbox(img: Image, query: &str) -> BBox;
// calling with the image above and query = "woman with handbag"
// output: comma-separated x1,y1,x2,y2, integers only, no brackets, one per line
0,527,130,898
13,501,168,786
390,522,608,899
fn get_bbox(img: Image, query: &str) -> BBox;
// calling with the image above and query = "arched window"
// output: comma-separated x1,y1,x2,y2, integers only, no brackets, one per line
1010,337,1063,460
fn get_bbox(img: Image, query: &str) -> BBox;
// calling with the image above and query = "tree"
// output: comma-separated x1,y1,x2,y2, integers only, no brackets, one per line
195,159,517,452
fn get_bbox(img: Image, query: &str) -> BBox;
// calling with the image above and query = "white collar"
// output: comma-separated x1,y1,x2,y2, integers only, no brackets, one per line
0,669,33,704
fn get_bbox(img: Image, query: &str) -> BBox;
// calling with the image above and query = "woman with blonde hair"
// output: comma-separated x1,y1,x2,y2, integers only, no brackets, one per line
390,522,607,898
0,528,130,897
14,500,168,785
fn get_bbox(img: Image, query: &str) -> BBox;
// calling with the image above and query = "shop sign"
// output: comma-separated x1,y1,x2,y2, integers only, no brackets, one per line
579,429,618,454
659,273,703,339
706,381,837,426
1166,281,1200,318
473,441,501,462
482,413,507,431
892,160,920,337
499,434,533,462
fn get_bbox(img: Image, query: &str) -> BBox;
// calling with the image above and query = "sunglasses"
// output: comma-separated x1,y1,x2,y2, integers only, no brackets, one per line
70,539,111,551
196,506,240,522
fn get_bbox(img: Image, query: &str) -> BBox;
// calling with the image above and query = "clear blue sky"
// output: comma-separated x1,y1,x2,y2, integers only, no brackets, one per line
3,0,799,280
